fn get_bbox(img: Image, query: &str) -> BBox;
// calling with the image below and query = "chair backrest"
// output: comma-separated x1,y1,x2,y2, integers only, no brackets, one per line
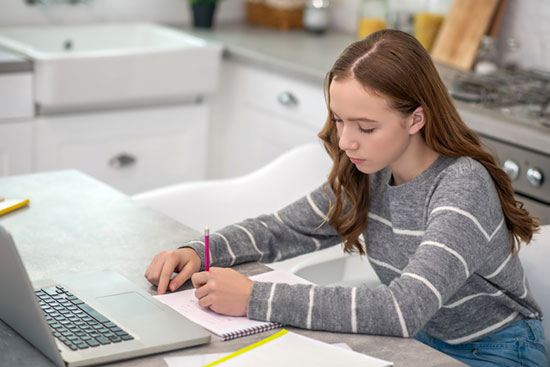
518,225,550,359
132,142,332,232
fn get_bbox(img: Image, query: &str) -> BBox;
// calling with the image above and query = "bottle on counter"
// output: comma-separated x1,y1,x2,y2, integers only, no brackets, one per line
414,0,451,51
357,0,388,39
303,0,330,34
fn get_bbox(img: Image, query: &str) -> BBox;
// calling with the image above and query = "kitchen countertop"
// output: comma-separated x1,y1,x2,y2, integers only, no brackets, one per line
0,46,32,73
183,23,353,84
179,23,550,155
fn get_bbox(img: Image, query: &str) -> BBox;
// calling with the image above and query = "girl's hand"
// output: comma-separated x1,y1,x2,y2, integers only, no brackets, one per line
145,248,201,294
192,267,253,316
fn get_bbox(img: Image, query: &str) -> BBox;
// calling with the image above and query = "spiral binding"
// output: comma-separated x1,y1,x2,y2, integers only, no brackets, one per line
221,322,282,341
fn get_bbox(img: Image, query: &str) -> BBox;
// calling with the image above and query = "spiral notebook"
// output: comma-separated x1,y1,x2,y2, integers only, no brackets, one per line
154,270,312,341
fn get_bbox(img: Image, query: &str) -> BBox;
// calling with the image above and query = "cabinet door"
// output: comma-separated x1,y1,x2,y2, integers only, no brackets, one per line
35,104,208,195
222,106,320,178
0,120,33,176
0,73,33,120
209,60,328,179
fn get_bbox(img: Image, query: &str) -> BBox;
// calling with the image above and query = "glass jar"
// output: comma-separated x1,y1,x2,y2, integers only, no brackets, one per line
502,37,521,72
303,0,330,34
474,36,499,74
357,0,388,39
387,0,416,35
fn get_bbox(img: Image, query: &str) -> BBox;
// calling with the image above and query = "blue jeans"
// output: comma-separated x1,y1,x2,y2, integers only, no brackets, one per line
414,319,548,367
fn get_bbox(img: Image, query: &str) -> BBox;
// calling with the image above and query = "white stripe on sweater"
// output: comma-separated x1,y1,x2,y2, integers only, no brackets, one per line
485,253,512,279
307,193,327,220
351,287,357,333
368,255,403,275
265,283,277,322
431,206,490,240
403,272,442,309
306,285,316,329
312,238,321,251
234,224,263,259
368,213,425,236
273,212,284,224
213,233,236,266
390,290,409,337
185,240,204,247
443,291,503,308
490,219,505,240
420,241,470,277
445,312,519,344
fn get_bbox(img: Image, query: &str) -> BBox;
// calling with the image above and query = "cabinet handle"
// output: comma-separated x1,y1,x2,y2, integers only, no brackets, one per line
109,153,136,169
277,91,299,107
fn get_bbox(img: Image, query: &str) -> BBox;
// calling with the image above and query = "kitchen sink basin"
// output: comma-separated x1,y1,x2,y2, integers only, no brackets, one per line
0,22,222,112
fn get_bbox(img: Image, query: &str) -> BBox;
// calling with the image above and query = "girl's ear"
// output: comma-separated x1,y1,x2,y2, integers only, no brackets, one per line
408,106,425,135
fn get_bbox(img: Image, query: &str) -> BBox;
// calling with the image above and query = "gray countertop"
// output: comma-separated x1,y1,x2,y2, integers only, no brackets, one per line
0,170,463,367
0,46,32,73
180,23,550,155
183,23,353,84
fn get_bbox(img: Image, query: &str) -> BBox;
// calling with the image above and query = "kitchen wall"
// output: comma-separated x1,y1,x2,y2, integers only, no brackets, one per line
0,0,548,71
496,0,550,72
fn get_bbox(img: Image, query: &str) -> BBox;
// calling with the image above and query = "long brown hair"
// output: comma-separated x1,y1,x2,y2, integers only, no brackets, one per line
318,29,539,255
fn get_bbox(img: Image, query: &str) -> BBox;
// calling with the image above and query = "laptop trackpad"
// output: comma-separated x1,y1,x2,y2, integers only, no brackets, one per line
96,292,161,317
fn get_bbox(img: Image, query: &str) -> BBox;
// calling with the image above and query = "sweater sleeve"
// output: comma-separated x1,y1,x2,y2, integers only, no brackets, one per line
247,168,506,337
182,184,342,269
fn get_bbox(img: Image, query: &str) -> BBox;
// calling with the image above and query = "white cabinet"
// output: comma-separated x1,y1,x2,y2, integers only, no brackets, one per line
0,72,33,120
0,120,33,176
208,60,328,179
0,72,34,177
35,103,209,195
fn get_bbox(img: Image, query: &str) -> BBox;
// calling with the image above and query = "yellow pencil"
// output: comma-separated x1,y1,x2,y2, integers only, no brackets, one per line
0,198,30,216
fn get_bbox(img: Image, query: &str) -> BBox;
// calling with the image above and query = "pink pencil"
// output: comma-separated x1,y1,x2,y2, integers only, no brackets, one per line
204,227,210,271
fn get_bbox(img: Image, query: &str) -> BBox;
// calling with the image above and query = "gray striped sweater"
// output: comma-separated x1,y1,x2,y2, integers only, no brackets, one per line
184,155,542,343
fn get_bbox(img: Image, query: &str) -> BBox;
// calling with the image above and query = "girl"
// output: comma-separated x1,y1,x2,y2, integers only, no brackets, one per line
145,30,547,366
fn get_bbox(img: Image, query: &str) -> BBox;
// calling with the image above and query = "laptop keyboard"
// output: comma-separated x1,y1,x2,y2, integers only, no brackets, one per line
35,285,134,351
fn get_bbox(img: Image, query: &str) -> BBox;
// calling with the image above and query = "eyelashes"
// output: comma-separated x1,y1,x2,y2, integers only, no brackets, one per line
359,128,375,134
332,118,375,134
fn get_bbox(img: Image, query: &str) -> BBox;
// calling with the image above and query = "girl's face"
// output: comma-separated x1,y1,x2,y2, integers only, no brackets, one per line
329,77,417,175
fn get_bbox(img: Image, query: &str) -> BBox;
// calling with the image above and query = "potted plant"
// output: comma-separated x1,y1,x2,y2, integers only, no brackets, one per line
189,0,218,29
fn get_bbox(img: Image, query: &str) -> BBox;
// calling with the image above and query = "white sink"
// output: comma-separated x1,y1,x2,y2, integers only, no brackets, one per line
0,22,222,112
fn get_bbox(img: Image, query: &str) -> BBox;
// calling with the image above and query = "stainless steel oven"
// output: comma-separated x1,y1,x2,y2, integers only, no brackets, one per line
448,68,550,224
481,135,550,224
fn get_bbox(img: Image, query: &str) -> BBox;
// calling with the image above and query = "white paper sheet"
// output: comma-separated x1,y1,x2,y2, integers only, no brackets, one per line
217,331,393,367
163,341,355,367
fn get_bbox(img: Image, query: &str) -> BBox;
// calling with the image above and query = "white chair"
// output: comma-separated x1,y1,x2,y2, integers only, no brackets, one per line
132,142,379,285
518,224,550,359
132,142,332,232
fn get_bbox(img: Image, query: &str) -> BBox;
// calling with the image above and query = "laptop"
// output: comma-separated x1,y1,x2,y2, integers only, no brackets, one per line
0,225,211,366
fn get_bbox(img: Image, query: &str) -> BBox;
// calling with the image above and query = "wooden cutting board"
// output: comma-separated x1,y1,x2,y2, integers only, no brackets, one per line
431,0,500,70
